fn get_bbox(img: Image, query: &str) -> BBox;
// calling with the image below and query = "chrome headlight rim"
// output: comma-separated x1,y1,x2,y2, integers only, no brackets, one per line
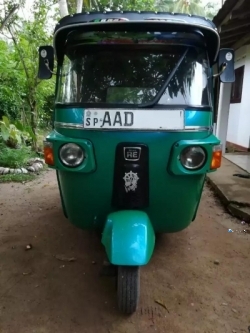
59,143,85,168
180,145,206,170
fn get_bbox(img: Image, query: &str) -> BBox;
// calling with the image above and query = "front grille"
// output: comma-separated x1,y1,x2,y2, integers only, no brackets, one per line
112,143,149,209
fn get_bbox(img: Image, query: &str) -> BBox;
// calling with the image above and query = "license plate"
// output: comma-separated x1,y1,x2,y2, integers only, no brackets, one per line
83,109,184,130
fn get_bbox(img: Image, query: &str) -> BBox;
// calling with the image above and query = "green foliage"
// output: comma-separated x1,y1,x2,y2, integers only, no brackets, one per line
0,40,24,120
67,0,159,12
159,0,218,18
155,0,175,12
0,117,22,147
0,1,24,30
0,173,36,183
204,1,220,19
0,0,55,141
0,143,36,168
0,116,31,148
0,116,35,148
173,0,205,15
12,0,56,129
66,0,218,17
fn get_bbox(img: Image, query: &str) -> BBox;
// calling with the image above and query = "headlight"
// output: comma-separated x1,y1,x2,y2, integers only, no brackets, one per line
180,146,206,170
59,143,85,167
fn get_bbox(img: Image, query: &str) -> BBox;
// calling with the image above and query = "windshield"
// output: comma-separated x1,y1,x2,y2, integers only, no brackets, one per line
56,31,211,108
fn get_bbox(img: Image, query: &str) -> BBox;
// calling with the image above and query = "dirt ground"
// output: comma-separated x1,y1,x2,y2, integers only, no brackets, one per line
0,170,250,333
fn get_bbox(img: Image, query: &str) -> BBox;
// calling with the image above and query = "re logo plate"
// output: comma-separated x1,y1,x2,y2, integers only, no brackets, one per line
123,147,141,161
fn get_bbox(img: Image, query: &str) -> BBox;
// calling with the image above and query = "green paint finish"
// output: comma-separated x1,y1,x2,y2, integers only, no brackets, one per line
49,129,216,233
168,135,220,176
48,106,218,233
185,110,212,127
101,210,155,266
56,170,68,218
191,176,206,221
46,131,96,173
55,108,84,124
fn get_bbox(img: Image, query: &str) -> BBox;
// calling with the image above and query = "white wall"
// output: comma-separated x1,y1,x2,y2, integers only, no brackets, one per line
227,45,250,149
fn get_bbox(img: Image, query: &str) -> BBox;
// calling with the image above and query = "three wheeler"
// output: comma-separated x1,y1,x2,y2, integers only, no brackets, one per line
38,11,235,314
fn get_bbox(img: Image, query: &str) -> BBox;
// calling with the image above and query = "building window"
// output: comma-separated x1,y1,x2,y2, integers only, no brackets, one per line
230,65,244,104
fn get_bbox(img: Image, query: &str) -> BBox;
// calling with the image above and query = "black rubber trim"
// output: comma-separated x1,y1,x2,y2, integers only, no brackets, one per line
55,103,212,112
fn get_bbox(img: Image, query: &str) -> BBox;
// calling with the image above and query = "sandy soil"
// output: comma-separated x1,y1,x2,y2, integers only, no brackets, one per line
0,170,250,333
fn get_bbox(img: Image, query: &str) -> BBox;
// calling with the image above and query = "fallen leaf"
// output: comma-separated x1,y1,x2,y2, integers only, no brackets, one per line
55,255,76,262
155,300,169,313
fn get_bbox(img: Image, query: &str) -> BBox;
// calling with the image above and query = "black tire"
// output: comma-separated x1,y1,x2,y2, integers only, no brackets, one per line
117,266,140,314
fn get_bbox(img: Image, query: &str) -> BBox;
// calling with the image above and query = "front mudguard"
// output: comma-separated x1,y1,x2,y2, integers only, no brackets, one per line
101,210,155,266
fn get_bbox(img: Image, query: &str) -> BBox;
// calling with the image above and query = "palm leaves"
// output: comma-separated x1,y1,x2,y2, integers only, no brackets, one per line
155,0,207,16
61,0,214,18
173,0,206,15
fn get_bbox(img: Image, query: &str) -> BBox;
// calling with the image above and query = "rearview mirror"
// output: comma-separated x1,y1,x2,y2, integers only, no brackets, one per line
218,48,235,83
38,46,54,80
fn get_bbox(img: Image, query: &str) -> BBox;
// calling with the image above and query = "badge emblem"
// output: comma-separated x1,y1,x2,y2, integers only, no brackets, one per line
124,147,141,161
123,171,139,193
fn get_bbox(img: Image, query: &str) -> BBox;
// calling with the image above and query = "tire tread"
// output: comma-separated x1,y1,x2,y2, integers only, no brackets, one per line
117,266,140,314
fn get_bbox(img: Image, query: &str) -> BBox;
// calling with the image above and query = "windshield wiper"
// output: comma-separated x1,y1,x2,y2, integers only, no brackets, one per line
138,48,189,108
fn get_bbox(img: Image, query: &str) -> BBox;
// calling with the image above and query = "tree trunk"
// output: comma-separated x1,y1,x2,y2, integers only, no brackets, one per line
0,5,19,32
76,0,83,13
30,100,37,151
92,0,99,10
58,0,69,17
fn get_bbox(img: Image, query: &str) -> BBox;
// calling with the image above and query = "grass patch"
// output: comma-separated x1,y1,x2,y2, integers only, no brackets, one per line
0,173,36,183
0,143,37,168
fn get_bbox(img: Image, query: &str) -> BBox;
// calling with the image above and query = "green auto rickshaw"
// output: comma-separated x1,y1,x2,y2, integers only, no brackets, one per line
38,11,235,314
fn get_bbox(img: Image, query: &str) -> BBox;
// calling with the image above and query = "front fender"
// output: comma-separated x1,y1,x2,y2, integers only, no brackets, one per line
101,210,155,266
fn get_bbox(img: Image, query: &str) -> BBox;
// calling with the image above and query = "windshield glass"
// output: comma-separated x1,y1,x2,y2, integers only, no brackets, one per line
56,31,211,107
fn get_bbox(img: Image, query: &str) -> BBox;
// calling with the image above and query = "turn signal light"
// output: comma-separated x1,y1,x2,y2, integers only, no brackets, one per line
211,144,222,170
43,141,54,166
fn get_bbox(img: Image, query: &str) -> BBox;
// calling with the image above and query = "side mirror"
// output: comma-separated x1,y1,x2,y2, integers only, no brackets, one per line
38,46,54,80
217,48,235,83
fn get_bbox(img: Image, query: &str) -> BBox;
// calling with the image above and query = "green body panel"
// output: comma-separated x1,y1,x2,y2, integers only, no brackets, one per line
56,170,68,218
55,108,84,124
184,110,212,127
46,107,219,233
101,210,155,265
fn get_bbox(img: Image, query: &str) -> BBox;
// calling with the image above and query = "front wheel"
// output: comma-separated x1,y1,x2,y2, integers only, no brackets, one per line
117,266,140,314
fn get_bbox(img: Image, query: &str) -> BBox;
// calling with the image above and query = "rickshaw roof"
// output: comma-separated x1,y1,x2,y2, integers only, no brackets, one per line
54,11,220,63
